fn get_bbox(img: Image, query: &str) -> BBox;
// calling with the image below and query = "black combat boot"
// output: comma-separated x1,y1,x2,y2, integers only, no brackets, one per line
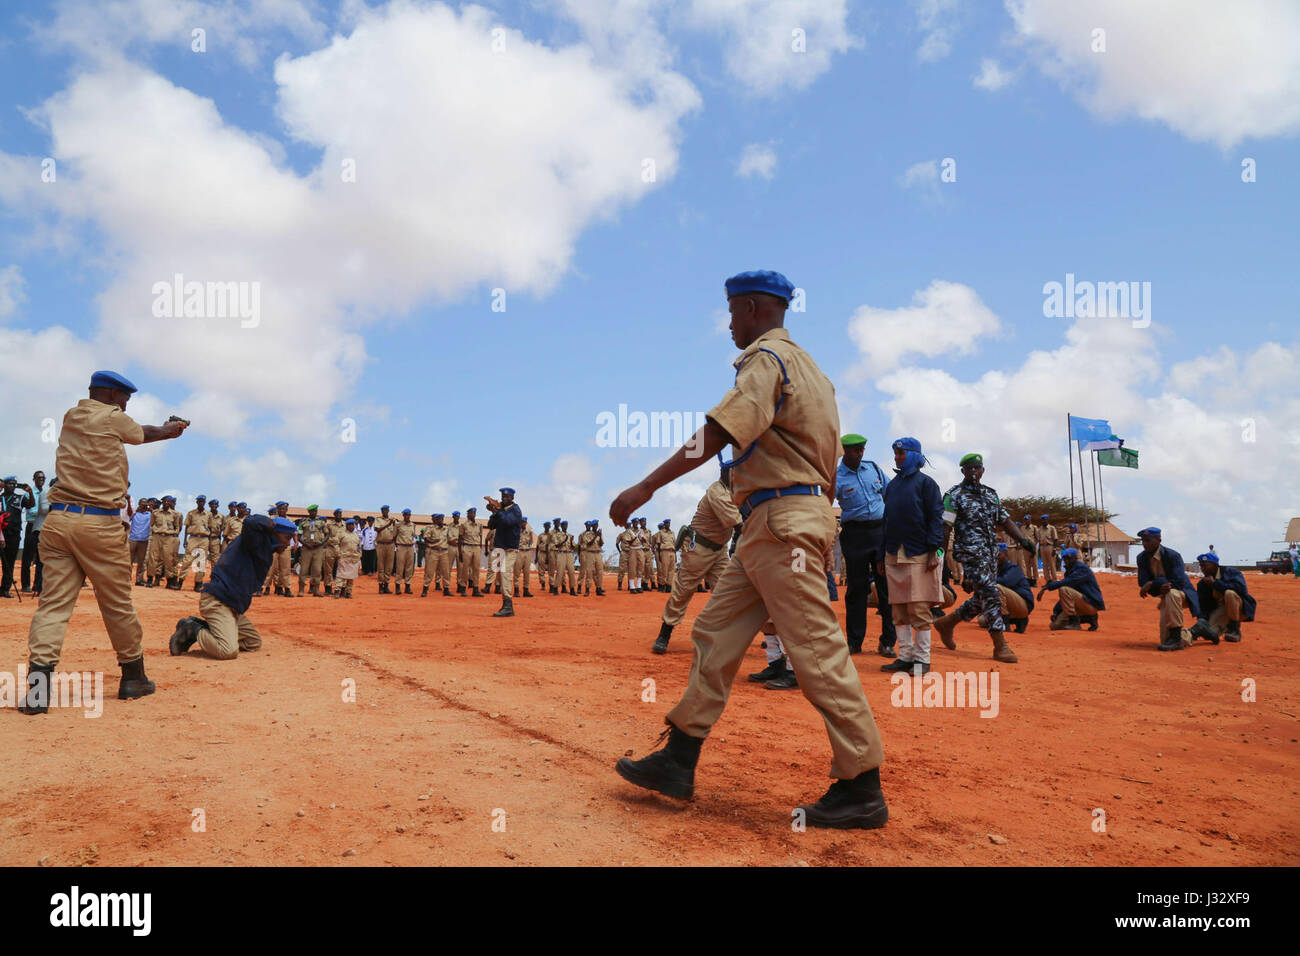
443,588,452,596
192,581,202,592
1011,617,1030,633
1080,615,1099,631
492,596,515,618
118,657,156,700
523,589,533,597
550,586,558,595
18,664,54,715
764,669,799,690
652,622,673,655
379,582,390,594
405,583,413,594
1157,627,1185,651
615,725,702,800
797,768,889,830
472,587,484,598
596,587,605,596
749,656,788,682
617,581,623,591
1224,621,1242,643
1189,619,1220,644
880,656,916,672
1050,614,1082,631
169,616,206,655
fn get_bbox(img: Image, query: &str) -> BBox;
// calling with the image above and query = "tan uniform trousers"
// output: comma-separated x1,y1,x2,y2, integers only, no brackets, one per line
394,545,414,585
1039,543,1057,582
999,584,1031,619
274,548,291,589
458,546,480,591
322,546,337,590
1207,589,1243,634
1157,588,1190,640
536,550,549,589
423,548,451,590
666,495,884,779
177,535,210,582
150,533,179,579
498,549,518,597
617,550,628,586
554,551,576,591
27,512,144,667
376,542,396,586
579,551,601,592
661,543,729,627
1019,546,1037,584
1056,585,1097,617
299,545,325,590
514,551,531,594
657,549,676,590
197,592,263,660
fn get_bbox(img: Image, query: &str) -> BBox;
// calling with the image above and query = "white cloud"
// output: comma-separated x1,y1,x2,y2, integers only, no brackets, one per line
897,158,943,204
0,264,24,319
421,479,461,515
687,0,860,96
736,142,778,180
1005,0,1300,148
0,0,699,479
847,280,1002,377
914,0,962,62
973,57,1014,91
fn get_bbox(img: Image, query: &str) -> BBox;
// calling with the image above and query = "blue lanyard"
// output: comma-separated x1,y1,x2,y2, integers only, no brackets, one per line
717,347,790,471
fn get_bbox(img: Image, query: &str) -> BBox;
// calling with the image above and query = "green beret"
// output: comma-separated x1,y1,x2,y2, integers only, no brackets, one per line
840,433,867,447
959,453,983,466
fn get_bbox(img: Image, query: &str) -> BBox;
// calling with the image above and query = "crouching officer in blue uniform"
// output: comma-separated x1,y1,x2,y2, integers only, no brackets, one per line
1189,553,1255,644
168,515,297,659
1039,547,1105,631
1135,527,1200,651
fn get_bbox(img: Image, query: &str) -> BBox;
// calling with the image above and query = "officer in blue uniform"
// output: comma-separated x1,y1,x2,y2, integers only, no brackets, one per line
1039,547,1106,630
1135,527,1200,651
1190,553,1255,644
835,433,895,656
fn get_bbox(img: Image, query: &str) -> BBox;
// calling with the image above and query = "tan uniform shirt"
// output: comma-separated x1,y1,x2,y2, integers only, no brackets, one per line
152,509,181,536
325,518,347,547
518,527,535,552
578,530,601,552
183,507,208,540
459,521,483,548
300,517,329,547
653,528,675,552
707,327,838,506
421,525,450,550
374,515,398,544
689,480,743,545
616,529,634,554
224,514,244,541
48,398,145,509
336,530,361,562
395,521,417,546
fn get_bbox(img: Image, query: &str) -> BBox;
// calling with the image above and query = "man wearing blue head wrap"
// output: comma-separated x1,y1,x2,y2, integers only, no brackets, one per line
1189,553,1254,644
878,437,946,673
611,270,889,829
169,515,298,660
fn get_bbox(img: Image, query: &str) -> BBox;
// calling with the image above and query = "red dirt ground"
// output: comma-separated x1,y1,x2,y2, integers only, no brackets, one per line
2,571,1296,867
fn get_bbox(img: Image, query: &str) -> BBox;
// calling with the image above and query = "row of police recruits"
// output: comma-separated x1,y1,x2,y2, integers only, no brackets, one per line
14,272,1260,836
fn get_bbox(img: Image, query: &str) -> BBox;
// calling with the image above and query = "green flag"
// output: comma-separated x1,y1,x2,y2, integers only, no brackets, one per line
1098,447,1138,469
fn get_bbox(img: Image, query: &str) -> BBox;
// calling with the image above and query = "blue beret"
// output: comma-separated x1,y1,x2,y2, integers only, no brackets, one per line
89,370,138,393
237,501,246,507
162,494,175,502
1061,548,1079,558
402,508,411,515
345,518,356,525
272,517,297,534
1040,514,1050,519
275,500,288,507
725,270,794,303
1069,523,1077,530
333,508,343,514
433,513,444,518
195,494,206,500
1196,552,1219,564
500,487,515,495
209,499,219,506
996,543,1008,551
1023,515,1032,521
452,510,461,516
381,504,390,510
522,516,528,521
2,476,15,482
1137,527,1161,537
553,517,562,523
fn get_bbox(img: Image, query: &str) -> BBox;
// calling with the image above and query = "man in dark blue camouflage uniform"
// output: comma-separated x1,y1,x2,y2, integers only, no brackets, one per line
932,453,1036,663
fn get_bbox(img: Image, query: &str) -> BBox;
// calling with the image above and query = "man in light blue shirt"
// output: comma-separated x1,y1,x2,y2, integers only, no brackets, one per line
21,470,50,594
835,434,894,655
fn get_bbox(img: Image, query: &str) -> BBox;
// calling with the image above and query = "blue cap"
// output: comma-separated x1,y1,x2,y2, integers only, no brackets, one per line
402,508,411,515
996,543,1008,551
1040,513,1050,519
1023,514,1032,521
162,494,175,502
275,500,288,507
381,504,390,510
1061,548,1079,558
452,510,461,516
89,370,138,393
500,487,515,495
2,476,15,482
1069,523,1077,530
522,516,527,522
345,518,356,526
725,270,794,303
553,517,562,523
210,499,219,506
196,494,207,500
237,501,246,507
1138,527,1161,537
1196,552,1219,563
272,517,297,534
433,513,444,518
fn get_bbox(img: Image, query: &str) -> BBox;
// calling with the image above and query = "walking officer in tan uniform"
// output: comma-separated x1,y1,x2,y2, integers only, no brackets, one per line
19,370,187,714
394,509,417,594
421,514,453,596
614,270,889,829
651,468,741,654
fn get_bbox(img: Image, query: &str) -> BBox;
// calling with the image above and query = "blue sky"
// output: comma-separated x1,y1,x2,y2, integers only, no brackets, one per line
1,0,1297,562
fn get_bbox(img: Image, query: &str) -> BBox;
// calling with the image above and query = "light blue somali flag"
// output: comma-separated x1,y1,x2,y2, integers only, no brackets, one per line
1069,416,1112,443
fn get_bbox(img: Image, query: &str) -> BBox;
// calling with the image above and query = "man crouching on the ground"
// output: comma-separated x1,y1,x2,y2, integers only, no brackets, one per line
1189,553,1255,644
169,515,298,659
